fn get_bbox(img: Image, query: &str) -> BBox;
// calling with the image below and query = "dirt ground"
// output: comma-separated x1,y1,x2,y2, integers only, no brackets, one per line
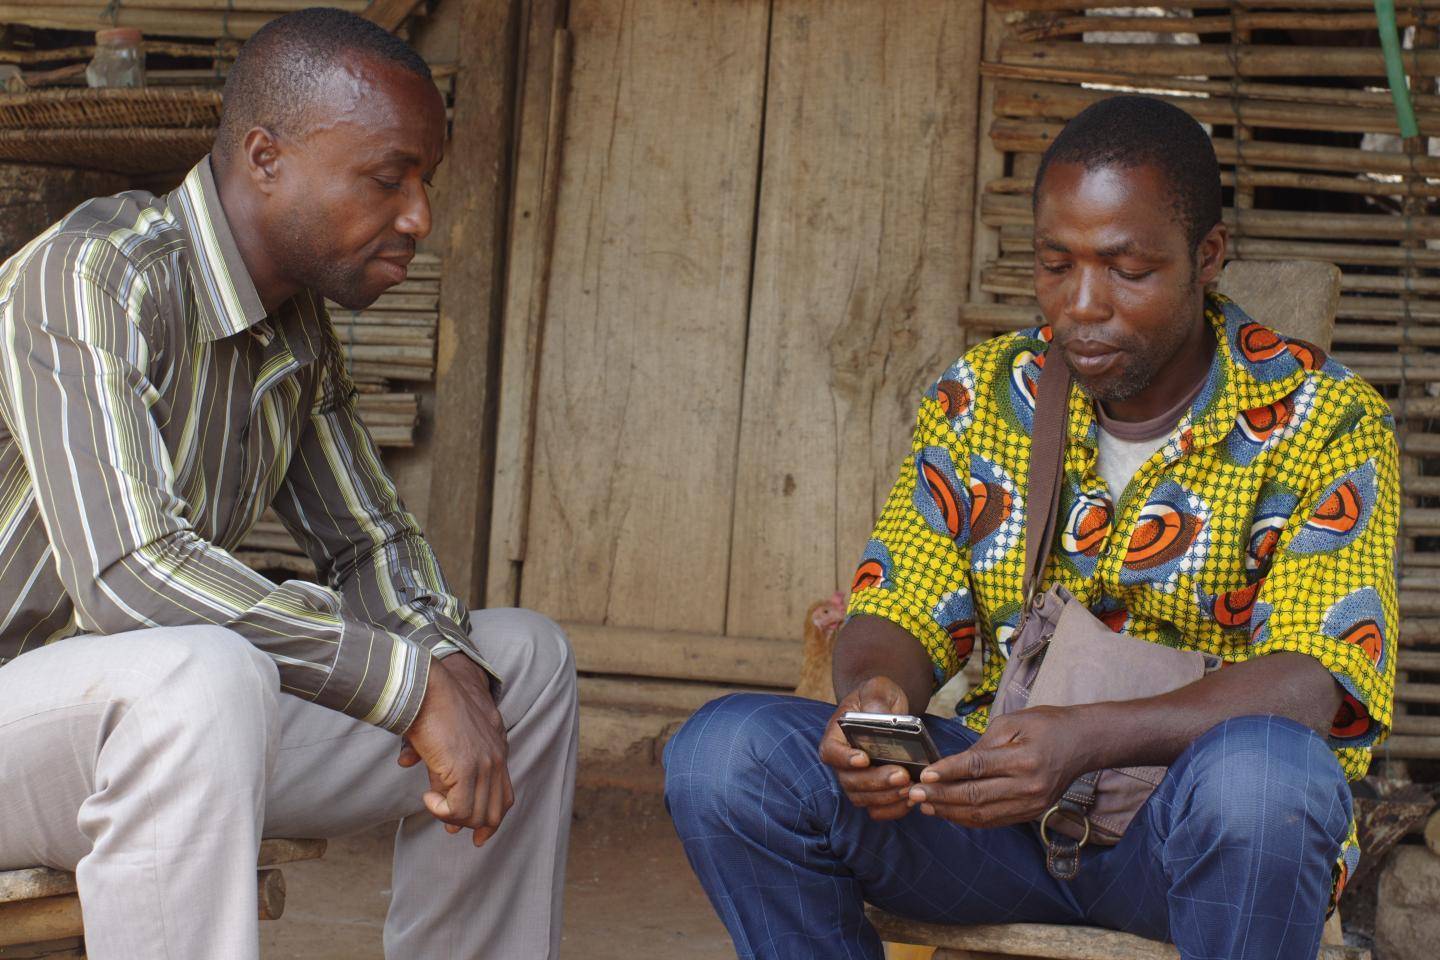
259,784,734,960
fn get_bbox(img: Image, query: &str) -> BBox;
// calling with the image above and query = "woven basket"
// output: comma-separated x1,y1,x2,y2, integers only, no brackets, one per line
0,88,222,131
0,128,215,174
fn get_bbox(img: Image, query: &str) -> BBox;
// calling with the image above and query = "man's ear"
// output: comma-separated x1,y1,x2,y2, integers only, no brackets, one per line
241,126,283,195
1195,221,1227,286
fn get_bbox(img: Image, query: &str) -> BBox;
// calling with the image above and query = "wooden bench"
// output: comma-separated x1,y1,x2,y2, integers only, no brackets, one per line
871,907,1368,960
0,838,326,958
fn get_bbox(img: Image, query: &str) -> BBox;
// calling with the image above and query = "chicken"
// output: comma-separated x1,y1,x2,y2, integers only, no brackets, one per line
794,590,846,702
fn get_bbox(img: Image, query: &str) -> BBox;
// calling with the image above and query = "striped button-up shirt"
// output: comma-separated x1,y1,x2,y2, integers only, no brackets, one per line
0,157,491,734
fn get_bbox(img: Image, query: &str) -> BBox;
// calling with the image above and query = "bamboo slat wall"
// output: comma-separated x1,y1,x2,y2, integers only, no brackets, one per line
966,1,1440,765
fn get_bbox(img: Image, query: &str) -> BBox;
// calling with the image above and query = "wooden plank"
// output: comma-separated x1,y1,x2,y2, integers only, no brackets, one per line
726,0,983,641
0,870,289,948
869,911,1369,960
427,0,522,607
564,622,800,688
967,2,1010,326
998,39,1440,78
0,937,85,958
518,0,769,632
0,839,324,908
487,0,571,609
363,0,428,31
0,896,82,950
579,674,765,714
1214,260,1339,348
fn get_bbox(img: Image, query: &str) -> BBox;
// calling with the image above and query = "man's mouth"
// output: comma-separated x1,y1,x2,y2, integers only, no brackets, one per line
1064,340,1122,376
373,254,413,284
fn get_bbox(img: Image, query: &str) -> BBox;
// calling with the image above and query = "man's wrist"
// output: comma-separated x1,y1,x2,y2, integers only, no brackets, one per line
1065,702,1127,773
436,649,498,698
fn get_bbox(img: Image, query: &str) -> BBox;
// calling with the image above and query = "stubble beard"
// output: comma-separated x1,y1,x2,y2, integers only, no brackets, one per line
273,220,374,311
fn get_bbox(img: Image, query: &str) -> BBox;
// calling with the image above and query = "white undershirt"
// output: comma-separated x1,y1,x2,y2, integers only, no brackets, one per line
1092,373,1208,502
1096,429,1169,503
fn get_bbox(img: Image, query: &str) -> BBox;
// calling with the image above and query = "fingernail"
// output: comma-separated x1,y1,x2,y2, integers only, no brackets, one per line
909,787,926,802
920,770,938,783
888,770,906,785
921,803,935,816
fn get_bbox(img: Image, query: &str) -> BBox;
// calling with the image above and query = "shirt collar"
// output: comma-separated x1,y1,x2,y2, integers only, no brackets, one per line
168,155,268,341
1054,291,1309,461
1180,292,1308,453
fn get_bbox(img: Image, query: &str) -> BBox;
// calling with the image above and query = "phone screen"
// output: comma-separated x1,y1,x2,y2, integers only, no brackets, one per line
844,728,933,765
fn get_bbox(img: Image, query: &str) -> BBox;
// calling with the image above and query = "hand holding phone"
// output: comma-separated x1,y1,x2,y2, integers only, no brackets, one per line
837,711,941,777
819,676,922,820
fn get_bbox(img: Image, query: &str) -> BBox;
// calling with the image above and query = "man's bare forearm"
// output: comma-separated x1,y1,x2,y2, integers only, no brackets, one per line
831,614,936,711
1068,652,1343,773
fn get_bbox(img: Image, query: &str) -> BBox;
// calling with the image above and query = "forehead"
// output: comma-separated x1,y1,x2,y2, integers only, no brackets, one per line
1034,161,1186,251
303,55,445,164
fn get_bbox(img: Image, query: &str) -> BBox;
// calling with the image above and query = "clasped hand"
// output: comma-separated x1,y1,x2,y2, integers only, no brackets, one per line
818,676,1092,828
399,655,513,846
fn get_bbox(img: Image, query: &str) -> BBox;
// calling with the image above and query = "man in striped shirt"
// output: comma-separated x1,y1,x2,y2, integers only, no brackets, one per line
0,10,576,959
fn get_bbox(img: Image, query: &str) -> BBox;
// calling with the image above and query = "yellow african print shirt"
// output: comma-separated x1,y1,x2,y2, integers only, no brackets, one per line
848,293,1398,894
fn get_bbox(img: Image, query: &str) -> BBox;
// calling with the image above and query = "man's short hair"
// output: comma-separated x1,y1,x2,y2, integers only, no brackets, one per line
214,7,432,165
1032,95,1222,252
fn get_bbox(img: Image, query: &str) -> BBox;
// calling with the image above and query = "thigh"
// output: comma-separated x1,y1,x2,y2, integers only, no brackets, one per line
848,712,1084,927
0,635,131,868
0,627,278,870
668,693,1082,927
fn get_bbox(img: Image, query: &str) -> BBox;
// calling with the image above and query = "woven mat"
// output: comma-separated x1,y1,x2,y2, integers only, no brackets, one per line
0,127,215,174
0,87,221,130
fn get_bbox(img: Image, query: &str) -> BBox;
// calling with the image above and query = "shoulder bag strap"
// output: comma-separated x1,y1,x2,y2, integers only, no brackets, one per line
1022,347,1073,606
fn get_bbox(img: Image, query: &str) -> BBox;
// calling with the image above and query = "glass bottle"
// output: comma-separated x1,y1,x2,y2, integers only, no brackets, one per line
86,28,145,89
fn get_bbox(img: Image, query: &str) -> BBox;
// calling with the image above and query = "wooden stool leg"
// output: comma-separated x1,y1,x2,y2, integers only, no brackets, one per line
885,945,935,960
257,868,286,922
1322,909,1344,947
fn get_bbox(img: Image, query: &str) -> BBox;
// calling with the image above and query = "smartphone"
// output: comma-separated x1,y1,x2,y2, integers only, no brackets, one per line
837,711,941,776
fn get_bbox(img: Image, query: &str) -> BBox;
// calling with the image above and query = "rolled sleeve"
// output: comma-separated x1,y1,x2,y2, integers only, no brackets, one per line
846,390,977,688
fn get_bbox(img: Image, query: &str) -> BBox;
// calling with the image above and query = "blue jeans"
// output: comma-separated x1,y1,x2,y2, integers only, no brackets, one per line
664,694,1352,960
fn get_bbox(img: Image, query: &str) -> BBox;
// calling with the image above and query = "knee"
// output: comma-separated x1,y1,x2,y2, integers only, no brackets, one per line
111,627,280,771
664,693,830,827
470,608,575,707
1170,715,1350,844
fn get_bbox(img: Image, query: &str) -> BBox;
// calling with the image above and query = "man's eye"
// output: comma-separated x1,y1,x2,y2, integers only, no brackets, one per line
1115,269,1152,281
1038,262,1069,275
373,178,402,191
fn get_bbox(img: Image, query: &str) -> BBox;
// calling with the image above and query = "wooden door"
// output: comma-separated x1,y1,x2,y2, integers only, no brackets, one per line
491,0,985,688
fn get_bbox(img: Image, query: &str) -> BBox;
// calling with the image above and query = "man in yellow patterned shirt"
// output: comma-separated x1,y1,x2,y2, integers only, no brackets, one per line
666,96,1397,960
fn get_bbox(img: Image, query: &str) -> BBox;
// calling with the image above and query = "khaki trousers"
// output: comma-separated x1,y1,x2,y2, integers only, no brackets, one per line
0,608,579,960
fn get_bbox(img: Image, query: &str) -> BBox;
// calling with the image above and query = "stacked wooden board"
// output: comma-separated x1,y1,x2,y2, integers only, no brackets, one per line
963,1,1440,764
0,1,372,41
235,253,439,575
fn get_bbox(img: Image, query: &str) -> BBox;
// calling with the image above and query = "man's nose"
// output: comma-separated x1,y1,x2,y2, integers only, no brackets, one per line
395,183,432,241
1066,267,1112,324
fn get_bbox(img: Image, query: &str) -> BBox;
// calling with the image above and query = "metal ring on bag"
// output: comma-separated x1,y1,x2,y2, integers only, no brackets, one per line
1040,803,1092,848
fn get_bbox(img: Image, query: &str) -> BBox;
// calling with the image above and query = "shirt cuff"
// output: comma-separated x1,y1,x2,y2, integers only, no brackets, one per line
847,587,957,687
317,619,432,735
408,620,503,689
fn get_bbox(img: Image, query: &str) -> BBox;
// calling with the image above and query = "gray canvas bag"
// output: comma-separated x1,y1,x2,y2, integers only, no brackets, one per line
991,351,1220,881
